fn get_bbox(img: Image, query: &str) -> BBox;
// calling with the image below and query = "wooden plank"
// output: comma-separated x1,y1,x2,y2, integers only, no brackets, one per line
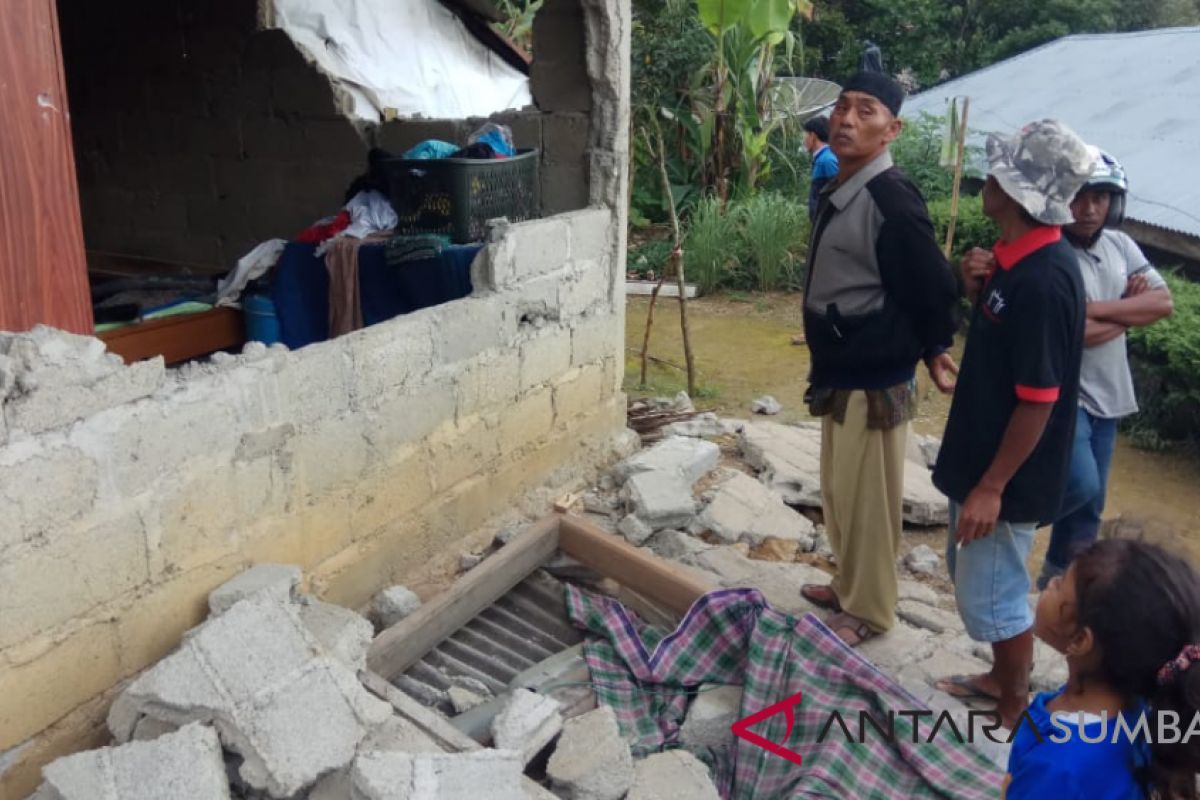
558,514,715,617
367,515,561,680
0,0,92,334
98,307,244,365
361,669,484,752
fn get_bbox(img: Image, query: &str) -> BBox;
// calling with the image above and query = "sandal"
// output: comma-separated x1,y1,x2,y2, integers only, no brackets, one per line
828,612,878,647
801,584,842,612
934,674,1002,703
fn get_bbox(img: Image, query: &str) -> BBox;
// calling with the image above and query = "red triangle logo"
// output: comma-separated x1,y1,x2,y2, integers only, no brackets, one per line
730,692,805,766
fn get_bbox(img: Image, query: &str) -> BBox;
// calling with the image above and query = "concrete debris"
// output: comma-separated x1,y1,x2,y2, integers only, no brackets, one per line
448,687,488,714
911,433,942,469
644,529,713,562
684,546,830,615
351,750,526,800
612,436,720,487
35,722,229,800
659,412,722,439
751,395,782,415
672,391,695,413
208,564,302,616
131,716,180,742
617,513,655,546
307,716,446,800
491,689,564,765
298,596,374,670
460,552,485,572
627,750,721,800
696,471,815,548
896,599,960,634
739,422,948,525
582,491,621,516
856,621,938,672
623,471,697,531
448,675,493,698
903,545,941,577
112,594,391,798
373,586,423,628
679,684,743,751
897,579,939,606
811,528,834,560
546,706,633,800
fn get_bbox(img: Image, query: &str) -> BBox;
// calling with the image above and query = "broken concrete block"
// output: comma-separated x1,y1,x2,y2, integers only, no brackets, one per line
546,706,633,800
115,594,391,798
624,471,697,530
37,722,230,800
299,596,374,670
107,691,143,744
751,395,782,415
612,436,720,486
208,564,301,616
672,391,695,413
617,513,654,546
460,552,485,571
492,689,563,765
897,579,939,606
896,599,961,635
131,716,180,742
448,675,493,698
627,750,721,800
308,715,447,800
660,412,724,439
697,471,815,548
351,750,526,800
904,545,941,577
373,585,422,628
679,684,743,750
448,687,488,714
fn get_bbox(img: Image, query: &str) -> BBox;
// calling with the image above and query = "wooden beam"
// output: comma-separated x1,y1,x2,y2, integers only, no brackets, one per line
98,307,244,365
361,669,483,752
558,514,714,617
367,515,561,680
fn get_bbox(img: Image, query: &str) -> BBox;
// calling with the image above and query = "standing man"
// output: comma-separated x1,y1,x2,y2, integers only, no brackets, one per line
932,121,1094,729
798,72,960,647
803,116,839,223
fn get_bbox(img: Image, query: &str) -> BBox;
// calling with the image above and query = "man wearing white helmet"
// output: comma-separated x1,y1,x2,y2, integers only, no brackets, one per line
961,149,1174,590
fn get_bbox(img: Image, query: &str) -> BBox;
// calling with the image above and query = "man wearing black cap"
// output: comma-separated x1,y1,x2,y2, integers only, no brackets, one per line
799,72,960,647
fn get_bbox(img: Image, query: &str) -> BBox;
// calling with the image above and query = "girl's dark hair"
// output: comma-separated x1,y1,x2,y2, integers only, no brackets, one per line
1073,538,1200,799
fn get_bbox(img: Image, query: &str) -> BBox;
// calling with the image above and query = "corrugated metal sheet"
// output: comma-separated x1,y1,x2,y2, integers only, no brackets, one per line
903,27,1200,239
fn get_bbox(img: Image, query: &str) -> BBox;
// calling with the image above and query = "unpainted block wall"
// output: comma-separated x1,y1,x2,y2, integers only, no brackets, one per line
59,0,594,268
3,0,631,794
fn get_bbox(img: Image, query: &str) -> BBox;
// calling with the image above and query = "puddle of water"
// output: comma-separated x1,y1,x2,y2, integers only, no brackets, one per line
625,292,1200,561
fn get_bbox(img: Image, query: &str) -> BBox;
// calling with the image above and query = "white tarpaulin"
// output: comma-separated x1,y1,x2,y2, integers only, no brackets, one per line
266,0,532,122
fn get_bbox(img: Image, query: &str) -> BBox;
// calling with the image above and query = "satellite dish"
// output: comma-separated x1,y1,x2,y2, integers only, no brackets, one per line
768,78,842,124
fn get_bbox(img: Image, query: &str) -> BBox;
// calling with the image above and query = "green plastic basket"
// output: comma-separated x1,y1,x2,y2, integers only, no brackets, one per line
385,148,540,244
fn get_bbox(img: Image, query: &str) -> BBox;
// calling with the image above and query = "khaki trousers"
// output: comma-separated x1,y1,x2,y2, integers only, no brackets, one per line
820,391,907,633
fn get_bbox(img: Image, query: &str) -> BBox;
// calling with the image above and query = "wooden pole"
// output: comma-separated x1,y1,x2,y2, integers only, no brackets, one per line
943,97,971,258
652,116,697,397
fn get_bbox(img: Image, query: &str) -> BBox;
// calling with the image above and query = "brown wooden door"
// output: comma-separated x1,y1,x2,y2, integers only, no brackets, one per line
0,0,92,335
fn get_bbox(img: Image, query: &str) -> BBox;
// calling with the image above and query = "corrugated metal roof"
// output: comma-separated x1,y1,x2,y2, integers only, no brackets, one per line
903,27,1200,239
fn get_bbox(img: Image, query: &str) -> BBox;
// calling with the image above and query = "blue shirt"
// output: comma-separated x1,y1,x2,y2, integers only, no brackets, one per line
807,145,839,222
1005,688,1149,799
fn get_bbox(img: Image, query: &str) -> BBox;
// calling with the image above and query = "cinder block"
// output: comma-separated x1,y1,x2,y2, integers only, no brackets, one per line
362,373,456,456
426,414,500,491
350,447,434,540
291,412,371,497
0,513,149,650
241,116,310,161
561,259,611,318
298,596,373,670
628,750,721,800
544,112,590,164
376,119,468,155
37,722,230,800
352,750,526,800
453,347,521,418
345,316,437,405
531,0,592,113
213,157,284,204
492,689,564,764
0,446,99,553
552,364,607,425
0,621,121,751
275,339,354,427
570,312,621,368
431,295,518,365
541,161,590,215
507,217,571,283
272,63,341,118
498,387,554,455
5,358,164,436
546,705,633,800
303,119,368,159
563,208,613,260
208,563,302,615
235,423,296,463
518,327,573,390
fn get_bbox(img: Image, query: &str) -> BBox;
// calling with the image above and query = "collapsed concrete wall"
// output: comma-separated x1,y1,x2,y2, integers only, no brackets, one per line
59,0,596,268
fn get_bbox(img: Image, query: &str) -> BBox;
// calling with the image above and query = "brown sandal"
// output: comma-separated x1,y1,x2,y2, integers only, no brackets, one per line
827,612,878,647
801,583,842,612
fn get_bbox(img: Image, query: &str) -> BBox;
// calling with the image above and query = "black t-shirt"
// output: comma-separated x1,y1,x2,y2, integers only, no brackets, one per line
932,227,1085,524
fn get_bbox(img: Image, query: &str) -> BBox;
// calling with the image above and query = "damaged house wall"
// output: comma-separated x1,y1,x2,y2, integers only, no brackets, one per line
0,0,630,796
59,0,594,268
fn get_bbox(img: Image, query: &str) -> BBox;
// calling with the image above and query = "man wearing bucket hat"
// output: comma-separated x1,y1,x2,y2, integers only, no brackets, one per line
798,72,960,647
931,120,1094,728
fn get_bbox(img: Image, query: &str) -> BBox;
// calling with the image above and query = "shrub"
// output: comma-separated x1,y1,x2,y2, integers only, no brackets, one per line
735,192,809,292
684,195,741,293
927,193,998,262
1125,272,1200,451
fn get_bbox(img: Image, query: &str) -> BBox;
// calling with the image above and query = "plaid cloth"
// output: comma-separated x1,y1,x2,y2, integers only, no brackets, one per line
564,585,1006,800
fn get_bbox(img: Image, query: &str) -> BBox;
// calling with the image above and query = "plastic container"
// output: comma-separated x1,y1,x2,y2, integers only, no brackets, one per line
243,294,282,345
384,148,540,244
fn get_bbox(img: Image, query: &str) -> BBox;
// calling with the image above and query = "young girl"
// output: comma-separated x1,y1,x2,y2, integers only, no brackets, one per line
1004,538,1200,798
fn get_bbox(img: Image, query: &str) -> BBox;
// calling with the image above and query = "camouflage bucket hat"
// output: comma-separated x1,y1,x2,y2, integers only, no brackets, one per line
986,119,1094,225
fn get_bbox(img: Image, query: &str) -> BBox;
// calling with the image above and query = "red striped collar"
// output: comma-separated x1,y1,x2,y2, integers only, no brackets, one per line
992,226,1062,270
